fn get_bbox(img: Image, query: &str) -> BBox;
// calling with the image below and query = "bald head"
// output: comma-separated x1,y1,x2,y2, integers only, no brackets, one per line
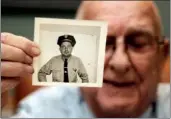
76,1,163,40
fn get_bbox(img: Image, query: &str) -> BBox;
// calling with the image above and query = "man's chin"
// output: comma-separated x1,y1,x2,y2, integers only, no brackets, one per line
97,92,137,108
63,54,71,57
95,84,139,117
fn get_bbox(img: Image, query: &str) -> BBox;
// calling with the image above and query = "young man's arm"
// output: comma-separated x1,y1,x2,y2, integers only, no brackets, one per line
38,58,53,82
77,58,89,83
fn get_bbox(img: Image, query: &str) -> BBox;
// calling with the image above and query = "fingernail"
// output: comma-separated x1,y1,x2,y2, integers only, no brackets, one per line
26,66,34,73
1,33,6,42
32,42,39,48
31,47,40,55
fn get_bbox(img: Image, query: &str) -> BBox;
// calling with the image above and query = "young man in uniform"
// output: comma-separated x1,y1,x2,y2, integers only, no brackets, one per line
38,34,89,83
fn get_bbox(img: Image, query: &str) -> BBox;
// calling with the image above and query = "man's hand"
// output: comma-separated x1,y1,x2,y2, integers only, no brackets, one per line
1,32,41,107
1,32,40,77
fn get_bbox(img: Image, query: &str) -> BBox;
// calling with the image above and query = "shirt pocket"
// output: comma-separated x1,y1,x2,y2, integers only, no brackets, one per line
52,69,61,81
69,68,78,82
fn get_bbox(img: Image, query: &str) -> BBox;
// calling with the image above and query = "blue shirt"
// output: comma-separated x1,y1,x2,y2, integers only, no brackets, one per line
13,84,170,118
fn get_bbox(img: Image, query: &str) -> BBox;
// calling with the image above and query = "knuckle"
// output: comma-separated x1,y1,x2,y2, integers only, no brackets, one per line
1,62,6,75
2,32,15,39
1,45,10,60
1,44,5,54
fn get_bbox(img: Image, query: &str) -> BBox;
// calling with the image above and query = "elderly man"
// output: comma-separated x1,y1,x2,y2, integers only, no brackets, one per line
1,1,170,118
38,34,89,82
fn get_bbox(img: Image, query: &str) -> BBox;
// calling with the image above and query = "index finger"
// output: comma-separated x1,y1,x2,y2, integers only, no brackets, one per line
1,32,40,57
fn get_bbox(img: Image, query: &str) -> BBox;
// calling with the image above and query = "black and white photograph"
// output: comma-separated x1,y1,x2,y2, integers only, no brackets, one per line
33,18,107,87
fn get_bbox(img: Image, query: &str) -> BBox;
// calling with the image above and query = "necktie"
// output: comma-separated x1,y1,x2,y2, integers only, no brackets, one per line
64,59,69,82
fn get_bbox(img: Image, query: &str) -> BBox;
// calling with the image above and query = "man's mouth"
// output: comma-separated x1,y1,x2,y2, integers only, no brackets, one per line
103,80,136,87
64,52,69,54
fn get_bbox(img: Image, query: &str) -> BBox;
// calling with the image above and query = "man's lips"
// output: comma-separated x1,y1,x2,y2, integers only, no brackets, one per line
103,80,136,87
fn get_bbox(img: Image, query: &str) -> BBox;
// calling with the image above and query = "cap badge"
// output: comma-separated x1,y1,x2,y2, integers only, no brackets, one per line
64,35,68,38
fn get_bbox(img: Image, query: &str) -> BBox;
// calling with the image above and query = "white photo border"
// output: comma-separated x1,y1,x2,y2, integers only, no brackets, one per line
33,17,108,87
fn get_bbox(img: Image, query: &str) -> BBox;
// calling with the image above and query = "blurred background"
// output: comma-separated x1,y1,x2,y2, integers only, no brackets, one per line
1,0,170,118
2,0,170,39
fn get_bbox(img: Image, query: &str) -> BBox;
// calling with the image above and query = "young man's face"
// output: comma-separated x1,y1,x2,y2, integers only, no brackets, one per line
81,1,166,117
59,42,73,57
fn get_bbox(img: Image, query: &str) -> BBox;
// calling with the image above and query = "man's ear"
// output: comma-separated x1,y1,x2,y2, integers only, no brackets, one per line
159,37,170,83
158,37,170,83
162,37,170,59
159,37,170,60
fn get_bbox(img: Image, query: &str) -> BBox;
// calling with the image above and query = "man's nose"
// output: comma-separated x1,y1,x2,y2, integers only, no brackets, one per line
64,47,68,51
108,38,130,74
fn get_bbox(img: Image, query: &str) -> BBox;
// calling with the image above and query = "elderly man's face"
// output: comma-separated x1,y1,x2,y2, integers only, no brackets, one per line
81,1,164,117
60,42,73,57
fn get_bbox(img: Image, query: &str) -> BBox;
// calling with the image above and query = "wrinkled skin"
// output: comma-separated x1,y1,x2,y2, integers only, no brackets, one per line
77,1,169,118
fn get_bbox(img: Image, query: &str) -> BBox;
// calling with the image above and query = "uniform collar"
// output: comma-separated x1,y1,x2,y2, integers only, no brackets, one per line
61,55,72,62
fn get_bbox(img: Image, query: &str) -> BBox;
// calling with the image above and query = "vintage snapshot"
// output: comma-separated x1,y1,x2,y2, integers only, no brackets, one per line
33,18,107,87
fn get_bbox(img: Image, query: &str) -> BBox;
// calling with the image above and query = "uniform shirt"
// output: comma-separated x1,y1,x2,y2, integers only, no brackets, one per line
38,55,88,82
13,84,170,118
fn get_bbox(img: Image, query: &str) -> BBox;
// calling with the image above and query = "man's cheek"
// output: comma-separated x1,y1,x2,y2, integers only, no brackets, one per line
131,55,155,75
131,58,158,105
131,57,159,91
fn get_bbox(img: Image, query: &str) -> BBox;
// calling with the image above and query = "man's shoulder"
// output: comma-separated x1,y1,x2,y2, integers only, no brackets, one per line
50,55,62,60
20,86,80,104
15,86,86,118
45,55,62,63
17,86,81,116
157,83,170,118
72,55,80,60
71,55,82,62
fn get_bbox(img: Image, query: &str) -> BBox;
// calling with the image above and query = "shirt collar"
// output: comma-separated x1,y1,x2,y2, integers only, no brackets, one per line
139,105,153,118
60,55,72,62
